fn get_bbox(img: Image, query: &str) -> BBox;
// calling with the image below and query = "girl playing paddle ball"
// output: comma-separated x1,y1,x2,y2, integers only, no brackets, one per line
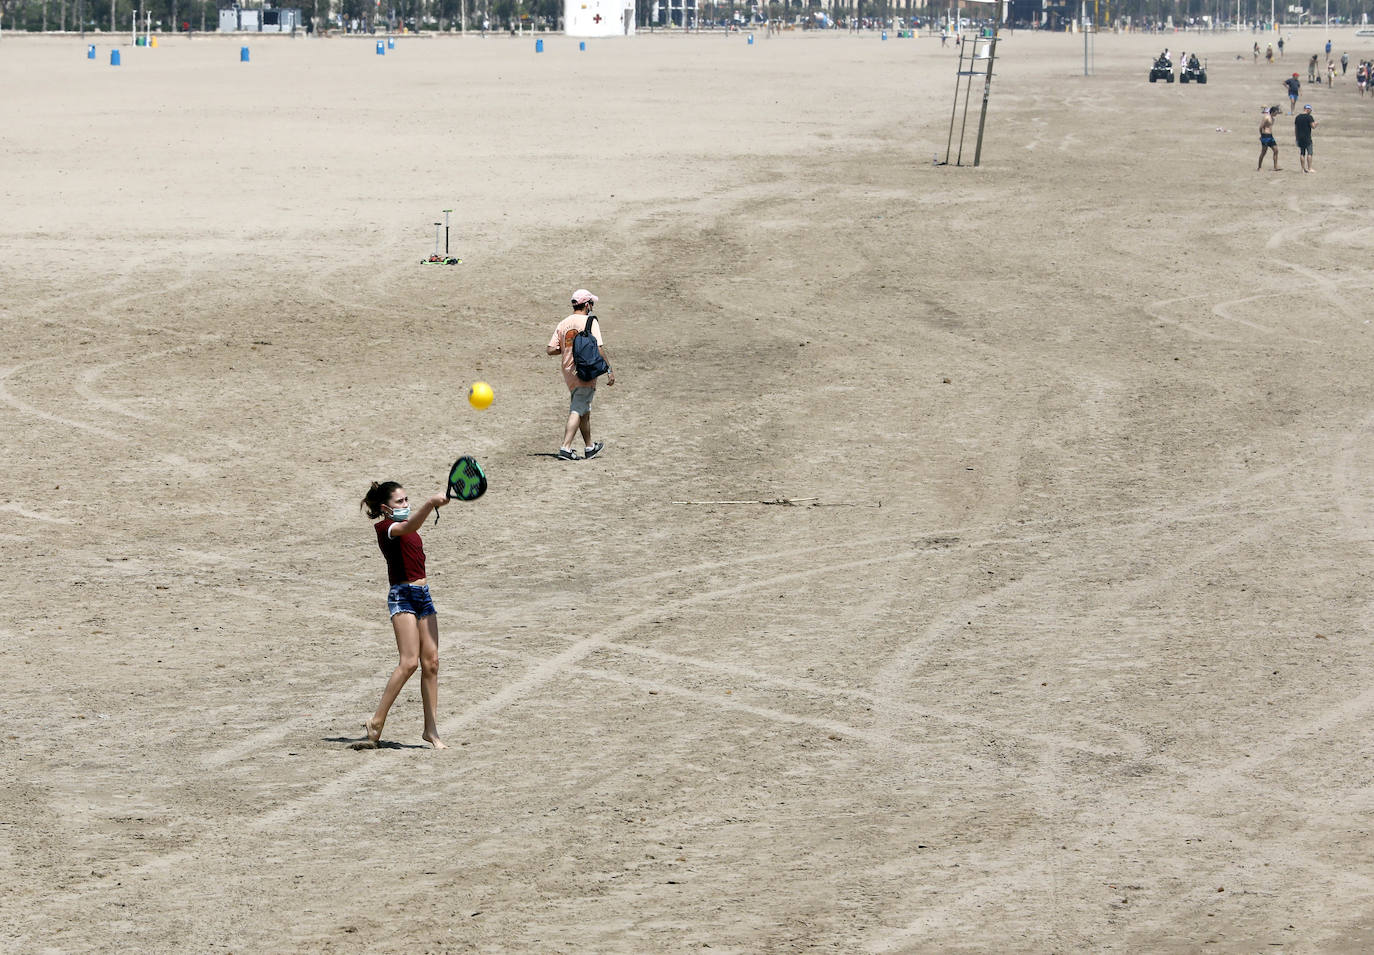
359,480,450,749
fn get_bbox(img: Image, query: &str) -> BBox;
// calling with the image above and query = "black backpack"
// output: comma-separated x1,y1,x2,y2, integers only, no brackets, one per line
572,315,610,382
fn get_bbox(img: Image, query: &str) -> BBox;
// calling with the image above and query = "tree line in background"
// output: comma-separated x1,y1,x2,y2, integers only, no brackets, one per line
0,0,1367,34
0,0,830,33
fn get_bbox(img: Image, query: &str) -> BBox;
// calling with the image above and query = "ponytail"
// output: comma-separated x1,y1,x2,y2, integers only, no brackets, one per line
360,481,401,519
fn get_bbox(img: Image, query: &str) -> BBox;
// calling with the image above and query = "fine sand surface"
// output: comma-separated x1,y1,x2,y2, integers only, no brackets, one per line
3,26,1374,952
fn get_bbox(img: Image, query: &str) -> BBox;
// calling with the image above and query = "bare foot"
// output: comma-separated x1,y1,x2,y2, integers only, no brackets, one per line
423,732,448,750
363,716,382,743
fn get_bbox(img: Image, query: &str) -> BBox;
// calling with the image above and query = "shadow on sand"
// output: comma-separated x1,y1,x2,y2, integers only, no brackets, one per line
323,735,428,751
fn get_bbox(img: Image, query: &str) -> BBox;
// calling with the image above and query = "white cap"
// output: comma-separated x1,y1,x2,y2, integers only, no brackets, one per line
571,289,598,306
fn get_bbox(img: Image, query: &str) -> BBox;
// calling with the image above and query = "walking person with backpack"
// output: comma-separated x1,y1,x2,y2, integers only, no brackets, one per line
546,288,616,461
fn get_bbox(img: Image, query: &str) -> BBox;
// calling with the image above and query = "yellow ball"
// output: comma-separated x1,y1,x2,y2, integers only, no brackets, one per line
468,381,494,410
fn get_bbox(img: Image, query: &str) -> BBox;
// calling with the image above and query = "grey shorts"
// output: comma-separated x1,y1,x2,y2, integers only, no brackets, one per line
569,386,596,416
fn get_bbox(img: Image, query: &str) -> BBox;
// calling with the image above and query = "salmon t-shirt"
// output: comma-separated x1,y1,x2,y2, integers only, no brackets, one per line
549,314,604,391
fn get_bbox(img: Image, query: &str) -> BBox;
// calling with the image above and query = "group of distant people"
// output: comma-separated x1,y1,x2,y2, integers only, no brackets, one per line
1355,59,1374,95
1303,50,1347,86
1249,36,1374,174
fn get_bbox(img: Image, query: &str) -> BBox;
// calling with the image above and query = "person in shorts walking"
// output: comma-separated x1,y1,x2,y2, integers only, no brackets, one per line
547,288,616,461
1295,104,1316,173
1284,72,1300,113
1258,106,1282,172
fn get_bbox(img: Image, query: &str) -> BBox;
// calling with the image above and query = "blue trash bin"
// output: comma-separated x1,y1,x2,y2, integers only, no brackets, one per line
240,46,250,62
535,38,544,52
579,40,586,51
387,36,395,48
747,33,754,44
110,49,121,65
87,44,96,59
376,40,385,54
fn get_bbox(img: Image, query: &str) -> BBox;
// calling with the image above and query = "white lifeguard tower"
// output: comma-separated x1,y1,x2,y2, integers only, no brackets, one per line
565,0,635,36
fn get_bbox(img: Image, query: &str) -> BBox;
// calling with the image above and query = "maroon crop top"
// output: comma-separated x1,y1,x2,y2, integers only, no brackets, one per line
375,519,427,584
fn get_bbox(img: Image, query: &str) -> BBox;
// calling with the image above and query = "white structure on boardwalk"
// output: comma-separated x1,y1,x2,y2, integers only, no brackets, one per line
219,5,304,31
565,0,635,36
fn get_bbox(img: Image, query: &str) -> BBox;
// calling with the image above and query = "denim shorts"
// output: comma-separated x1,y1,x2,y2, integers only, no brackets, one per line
387,583,436,619
569,385,596,416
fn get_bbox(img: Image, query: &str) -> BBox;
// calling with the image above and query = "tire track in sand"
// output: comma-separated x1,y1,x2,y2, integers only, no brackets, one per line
1,259,198,441
863,434,1374,950
111,538,1003,892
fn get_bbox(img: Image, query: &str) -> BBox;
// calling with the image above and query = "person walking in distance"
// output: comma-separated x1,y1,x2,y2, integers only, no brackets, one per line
1295,104,1316,173
1258,106,1282,172
547,289,616,461
1284,72,1300,113
1341,51,1349,75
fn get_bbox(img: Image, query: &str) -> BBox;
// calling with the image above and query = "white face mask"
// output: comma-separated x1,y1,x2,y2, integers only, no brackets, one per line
388,505,410,522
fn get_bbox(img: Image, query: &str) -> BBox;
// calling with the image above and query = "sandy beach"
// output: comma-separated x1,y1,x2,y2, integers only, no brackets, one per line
3,26,1374,951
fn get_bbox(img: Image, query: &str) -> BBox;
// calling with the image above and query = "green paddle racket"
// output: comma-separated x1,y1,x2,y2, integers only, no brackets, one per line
433,455,487,523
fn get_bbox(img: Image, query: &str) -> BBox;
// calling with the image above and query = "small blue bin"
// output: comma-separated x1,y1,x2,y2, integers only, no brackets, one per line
376,40,385,54
579,40,585,51
87,44,96,59
110,49,121,65
240,46,250,61
387,36,395,48
881,30,887,40
535,38,544,52
747,33,754,44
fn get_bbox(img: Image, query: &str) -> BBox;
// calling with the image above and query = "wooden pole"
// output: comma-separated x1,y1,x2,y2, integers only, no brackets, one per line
944,33,965,163
973,34,998,165
956,35,978,163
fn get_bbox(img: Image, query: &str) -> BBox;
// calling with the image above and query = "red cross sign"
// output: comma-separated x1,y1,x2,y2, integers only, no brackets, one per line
593,13,602,22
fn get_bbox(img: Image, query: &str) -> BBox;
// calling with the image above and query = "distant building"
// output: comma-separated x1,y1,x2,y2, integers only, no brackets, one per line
219,5,305,32
565,0,635,35
1010,0,1070,28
